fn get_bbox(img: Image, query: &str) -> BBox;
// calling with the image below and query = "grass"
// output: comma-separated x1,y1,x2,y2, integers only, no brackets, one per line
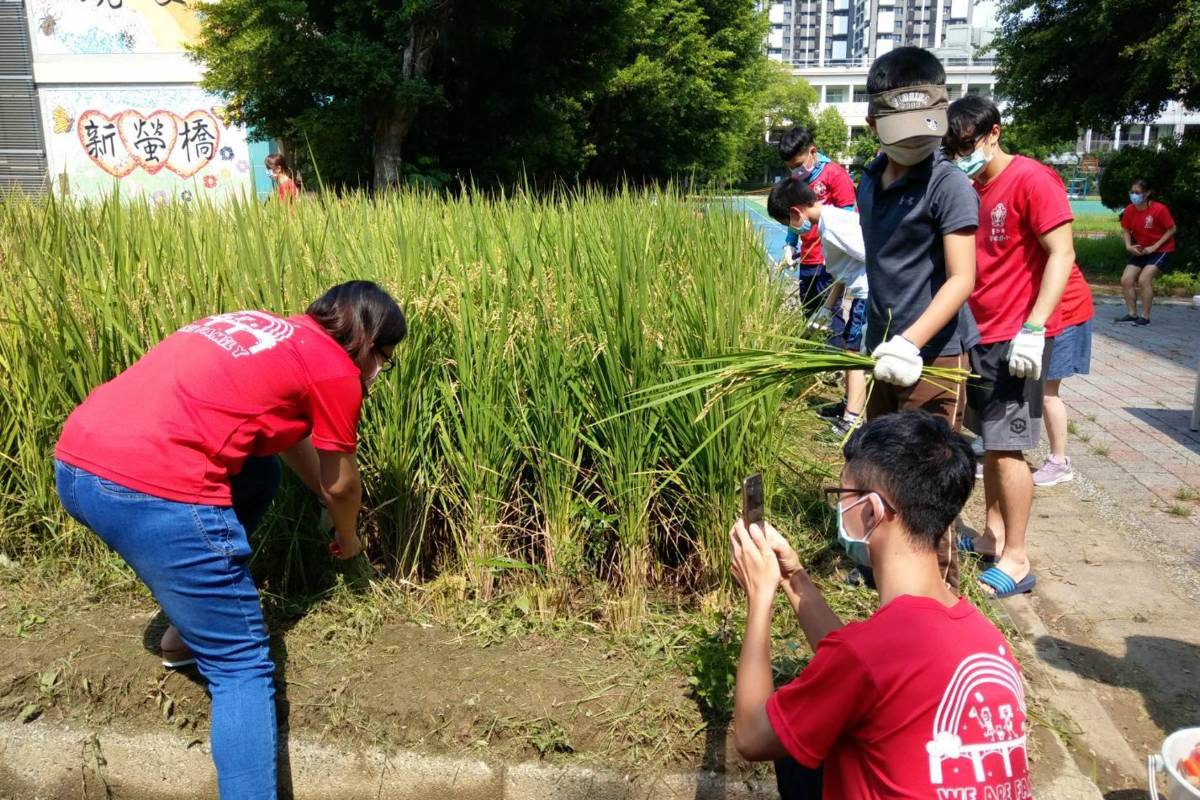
1175,486,1200,502
0,187,804,619
1072,214,1200,292
1167,504,1193,518
1091,445,1111,457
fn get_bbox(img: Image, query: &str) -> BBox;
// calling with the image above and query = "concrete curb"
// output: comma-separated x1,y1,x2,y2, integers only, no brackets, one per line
0,720,772,800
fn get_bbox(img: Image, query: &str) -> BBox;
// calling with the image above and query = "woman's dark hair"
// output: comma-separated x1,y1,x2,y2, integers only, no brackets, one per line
945,95,1002,156
778,127,815,162
767,175,820,225
842,410,975,550
306,281,407,364
265,153,292,178
1130,177,1152,193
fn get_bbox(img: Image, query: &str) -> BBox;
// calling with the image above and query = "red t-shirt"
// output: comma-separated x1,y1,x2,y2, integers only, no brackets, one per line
1056,264,1094,330
56,312,363,505
969,155,1073,345
277,178,299,203
1121,201,1175,252
766,596,1031,800
798,161,858,265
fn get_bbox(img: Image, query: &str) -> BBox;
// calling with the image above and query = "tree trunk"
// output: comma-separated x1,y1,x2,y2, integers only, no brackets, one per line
372,12,444,188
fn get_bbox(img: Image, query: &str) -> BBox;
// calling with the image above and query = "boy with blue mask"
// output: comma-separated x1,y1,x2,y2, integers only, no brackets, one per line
777,126,859,324
768,176,869,438
728,411,1030,800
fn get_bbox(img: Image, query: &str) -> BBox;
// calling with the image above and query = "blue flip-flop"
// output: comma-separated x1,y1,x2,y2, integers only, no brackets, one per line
978,566,1036,599
956,534,997,563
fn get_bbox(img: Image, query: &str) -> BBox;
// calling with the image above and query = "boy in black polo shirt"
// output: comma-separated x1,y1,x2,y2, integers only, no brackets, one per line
858,47,979,430
857,46,979,592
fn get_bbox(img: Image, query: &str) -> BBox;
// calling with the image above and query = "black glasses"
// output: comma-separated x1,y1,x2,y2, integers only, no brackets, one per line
377,349,396,374
822,486,893,512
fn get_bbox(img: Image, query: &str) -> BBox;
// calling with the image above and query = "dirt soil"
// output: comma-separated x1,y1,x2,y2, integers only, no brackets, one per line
0,577,729,781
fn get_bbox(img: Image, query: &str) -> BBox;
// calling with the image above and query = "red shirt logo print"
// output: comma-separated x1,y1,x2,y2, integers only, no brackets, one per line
179,311,297,358
926,647,1031,798
989,202,1008,243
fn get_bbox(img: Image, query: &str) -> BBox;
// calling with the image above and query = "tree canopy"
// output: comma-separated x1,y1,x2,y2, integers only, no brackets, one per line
191,0,772,188
993,0,1200,140
813,106,848,160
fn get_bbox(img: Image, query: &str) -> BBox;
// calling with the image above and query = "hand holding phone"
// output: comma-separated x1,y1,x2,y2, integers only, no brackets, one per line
742,473,764,525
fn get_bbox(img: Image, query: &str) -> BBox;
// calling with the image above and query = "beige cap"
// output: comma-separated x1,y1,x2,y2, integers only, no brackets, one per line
867,84,949,144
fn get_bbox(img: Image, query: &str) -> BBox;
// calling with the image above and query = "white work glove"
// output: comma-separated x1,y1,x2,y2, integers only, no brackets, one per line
871,335,923,387
1006,324,1045,380
807,306,834,331
782,245,797,266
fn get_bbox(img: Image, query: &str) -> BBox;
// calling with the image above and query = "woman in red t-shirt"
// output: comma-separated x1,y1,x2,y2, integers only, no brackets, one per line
1118,177,1176,325
265,152,300,203
54,281,406,799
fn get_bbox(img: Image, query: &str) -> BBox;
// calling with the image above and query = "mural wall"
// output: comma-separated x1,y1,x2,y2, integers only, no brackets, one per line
28,0,199,56
39,86,255,203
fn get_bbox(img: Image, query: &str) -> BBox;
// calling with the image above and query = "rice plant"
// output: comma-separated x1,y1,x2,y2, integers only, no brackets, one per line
0,186,805,618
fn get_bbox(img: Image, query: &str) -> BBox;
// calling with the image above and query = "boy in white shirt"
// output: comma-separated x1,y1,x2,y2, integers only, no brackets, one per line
769,175,868,437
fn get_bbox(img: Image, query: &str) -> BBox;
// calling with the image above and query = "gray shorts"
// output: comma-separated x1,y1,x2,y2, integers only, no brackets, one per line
966,338,1054,452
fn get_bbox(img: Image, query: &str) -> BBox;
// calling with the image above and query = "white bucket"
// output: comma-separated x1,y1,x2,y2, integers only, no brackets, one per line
1149,728,1200,800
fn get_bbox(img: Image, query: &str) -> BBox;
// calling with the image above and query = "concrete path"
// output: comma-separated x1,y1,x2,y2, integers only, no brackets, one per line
993,298,1200,798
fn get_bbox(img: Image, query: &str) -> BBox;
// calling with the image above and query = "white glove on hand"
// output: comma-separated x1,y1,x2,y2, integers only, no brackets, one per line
871,335,923,387
807,306,834,331
782,245,797,266
1006,325,1045,380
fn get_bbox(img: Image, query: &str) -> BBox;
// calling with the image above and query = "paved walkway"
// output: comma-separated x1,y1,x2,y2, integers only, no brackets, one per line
990,297,1200,796
1054,298,1200,599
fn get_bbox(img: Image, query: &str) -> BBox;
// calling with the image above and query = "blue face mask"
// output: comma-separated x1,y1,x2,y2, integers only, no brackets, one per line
955,145,991,178
836,494,878,567
788,218,813,237
1130,192,1145,206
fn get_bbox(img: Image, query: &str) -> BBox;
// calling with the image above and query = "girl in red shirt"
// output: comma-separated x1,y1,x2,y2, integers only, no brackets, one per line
1118,178,1176,325
265,152,300,203
55,281,406,799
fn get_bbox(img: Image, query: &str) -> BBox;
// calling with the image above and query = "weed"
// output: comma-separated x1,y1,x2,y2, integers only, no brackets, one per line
1167,504,1193,518
1067,420,1079,436
1175,486,1200,502
1091,445,1110,457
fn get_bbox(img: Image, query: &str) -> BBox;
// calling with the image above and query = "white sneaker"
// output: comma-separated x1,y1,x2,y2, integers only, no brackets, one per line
1032,457,1073,487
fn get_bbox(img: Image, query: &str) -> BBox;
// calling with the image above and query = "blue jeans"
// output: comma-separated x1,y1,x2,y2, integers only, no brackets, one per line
56,457,281,799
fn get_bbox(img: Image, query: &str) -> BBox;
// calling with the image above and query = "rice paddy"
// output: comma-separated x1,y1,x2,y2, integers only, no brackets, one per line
0,188,811,616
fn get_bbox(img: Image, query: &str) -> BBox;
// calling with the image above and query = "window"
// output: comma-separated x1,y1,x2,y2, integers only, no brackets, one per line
831,41,847,60
947,85,963,100
853,86,871,103
825,85,848,103
966,84,992,98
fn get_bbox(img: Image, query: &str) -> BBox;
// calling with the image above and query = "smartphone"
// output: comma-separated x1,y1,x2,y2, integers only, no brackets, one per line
742,473,764,526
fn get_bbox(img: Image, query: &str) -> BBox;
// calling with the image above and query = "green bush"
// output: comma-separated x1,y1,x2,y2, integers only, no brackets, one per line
1098,140,1199,270
0,189,794,613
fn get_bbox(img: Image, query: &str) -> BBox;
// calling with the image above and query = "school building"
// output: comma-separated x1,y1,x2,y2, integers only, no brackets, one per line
0,0,273,201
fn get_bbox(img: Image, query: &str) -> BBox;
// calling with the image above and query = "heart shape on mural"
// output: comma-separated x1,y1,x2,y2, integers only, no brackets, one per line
77,110,137,178
116,110,178,175
165,109,222,179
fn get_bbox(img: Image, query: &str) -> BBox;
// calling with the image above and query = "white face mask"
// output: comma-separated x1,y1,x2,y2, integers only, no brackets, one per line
881,135,941,166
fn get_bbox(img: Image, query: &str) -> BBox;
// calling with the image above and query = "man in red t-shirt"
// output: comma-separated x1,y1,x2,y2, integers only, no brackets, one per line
729,411,1030,800
1118,178,1177,324
945,97,1075,600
